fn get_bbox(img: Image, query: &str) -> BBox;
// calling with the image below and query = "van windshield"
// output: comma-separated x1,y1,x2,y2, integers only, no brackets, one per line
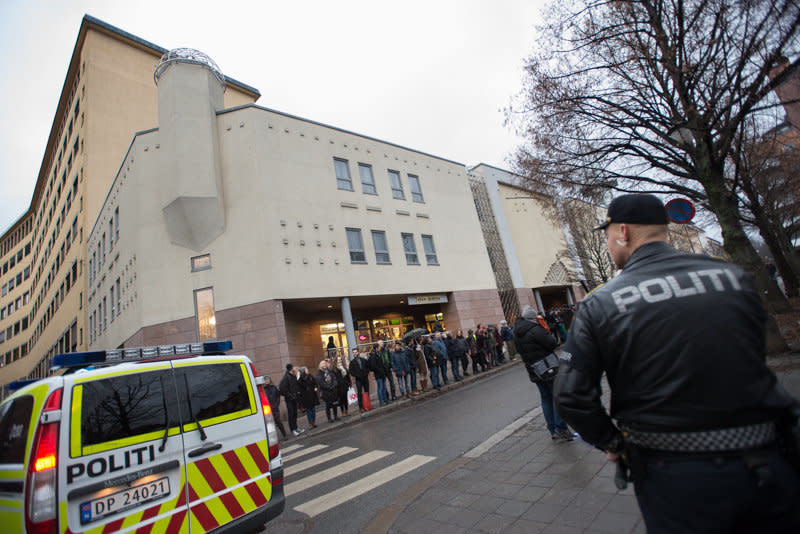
0,395,34,464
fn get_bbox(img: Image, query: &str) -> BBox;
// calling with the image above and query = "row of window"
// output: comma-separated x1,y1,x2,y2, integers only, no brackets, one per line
89,276,122,345
334,158,425,202
0,217,32,260
1,267,31,298
345,229,438,266
1,242,31,279
89,207,119,286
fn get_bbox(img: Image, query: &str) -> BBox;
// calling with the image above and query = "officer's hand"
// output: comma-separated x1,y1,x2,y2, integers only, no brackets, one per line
605,451,620,462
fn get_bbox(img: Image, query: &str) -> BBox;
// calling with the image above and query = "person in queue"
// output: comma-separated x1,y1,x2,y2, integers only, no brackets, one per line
555,193,800,533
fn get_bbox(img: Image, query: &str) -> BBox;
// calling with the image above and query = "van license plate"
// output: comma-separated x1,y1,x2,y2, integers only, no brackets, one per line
80,477,170,524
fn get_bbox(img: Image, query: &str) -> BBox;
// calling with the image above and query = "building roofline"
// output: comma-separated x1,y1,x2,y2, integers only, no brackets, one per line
2,14,260,237
219,103,466,168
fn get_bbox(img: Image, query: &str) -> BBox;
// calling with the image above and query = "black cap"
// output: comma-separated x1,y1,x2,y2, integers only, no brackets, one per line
593,194,668,231
286,363,294,371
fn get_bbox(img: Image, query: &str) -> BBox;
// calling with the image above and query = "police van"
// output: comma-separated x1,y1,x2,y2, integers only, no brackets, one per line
0,340,284,533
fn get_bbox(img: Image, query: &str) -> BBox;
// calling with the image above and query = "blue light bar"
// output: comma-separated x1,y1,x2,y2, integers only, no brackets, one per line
50,341,233,370
50,351,107,371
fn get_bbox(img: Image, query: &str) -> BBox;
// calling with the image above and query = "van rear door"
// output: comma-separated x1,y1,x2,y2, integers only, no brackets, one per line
0,386,41,534
172,357,274,533
62,365,188,533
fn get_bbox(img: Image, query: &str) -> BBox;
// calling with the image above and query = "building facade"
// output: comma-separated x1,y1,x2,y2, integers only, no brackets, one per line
0,16,259,393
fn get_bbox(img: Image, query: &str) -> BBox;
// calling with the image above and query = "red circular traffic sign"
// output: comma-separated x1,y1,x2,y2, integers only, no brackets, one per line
665,198,695,224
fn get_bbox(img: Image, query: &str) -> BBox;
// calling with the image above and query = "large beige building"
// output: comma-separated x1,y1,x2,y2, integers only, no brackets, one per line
1,16,596,390
0,16,258,393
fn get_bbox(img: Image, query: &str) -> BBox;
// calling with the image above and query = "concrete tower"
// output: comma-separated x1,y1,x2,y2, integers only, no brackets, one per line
154,48,226,251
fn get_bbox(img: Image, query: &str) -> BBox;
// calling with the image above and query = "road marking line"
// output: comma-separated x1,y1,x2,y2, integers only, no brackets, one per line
282,444,328,461
281,444,302,454
464,406,542,458
285,450,393,497
294,454,437,517
286,446,358,475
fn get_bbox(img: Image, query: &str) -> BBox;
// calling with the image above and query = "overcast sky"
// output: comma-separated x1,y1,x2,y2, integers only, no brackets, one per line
0,0,547,233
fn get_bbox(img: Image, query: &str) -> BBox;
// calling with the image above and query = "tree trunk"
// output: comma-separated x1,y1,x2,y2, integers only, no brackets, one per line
752,211,800,298
704,179,789,353
740,178,800,298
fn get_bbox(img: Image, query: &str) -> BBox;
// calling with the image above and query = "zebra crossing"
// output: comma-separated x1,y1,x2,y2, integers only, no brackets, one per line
280,442,436,517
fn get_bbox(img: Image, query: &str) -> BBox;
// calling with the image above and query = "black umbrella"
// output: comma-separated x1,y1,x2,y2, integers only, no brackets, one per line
402,328,429,343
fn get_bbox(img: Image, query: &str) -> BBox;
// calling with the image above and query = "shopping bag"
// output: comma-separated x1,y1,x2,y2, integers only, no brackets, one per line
347,387,358,406
361,392,373,411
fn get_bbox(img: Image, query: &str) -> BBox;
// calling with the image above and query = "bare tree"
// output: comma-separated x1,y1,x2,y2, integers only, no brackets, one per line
508,0,800,313
733,118,800,296
561,199,616,288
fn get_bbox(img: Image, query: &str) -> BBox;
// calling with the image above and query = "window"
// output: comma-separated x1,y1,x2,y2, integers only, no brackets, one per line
114,207,119,243
334,158,353,191
115,278,121,315
422,234,439,265
22,291,29,305
194,288,217,341
358,163,377,195
1,284,5,297
408,174,424,203
402,233,419,265
101,234,106,263
346,228,366,263
108,220,114,250
78,370,181,450
388,170,405,200
0,395,34,463
174,363,252,426
110,287,115,321
102,296,107,331
8,278,14,291
371,230,391,264
191,254,211,272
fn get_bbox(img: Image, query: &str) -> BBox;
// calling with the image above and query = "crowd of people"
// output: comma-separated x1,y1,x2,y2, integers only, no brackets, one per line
262,309,576,439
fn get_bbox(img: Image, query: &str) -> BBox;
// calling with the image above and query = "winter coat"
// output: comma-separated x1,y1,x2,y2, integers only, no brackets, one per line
391,348,410,375
368,350,388,379
404,345,418,370
348,355,369,380
316,368,339,403
298,373,320,409
431,338,448,363
333,365,350,395
514,317,557,364
278,370,300,402
264,383,281,410
424,342,442,368
444,336,458,358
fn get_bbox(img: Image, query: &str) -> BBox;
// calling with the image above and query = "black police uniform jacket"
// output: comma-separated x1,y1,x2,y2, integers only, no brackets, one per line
555,241,788,450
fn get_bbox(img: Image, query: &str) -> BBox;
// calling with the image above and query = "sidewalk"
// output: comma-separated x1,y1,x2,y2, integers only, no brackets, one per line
371,352,800,534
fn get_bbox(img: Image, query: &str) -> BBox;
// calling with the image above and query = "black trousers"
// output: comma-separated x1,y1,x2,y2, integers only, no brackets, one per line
634,447,800,533
354,377,369,409
285,398,298,432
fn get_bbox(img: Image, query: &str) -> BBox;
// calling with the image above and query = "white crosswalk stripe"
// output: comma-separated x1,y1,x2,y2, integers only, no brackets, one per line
282,444,437,518
293,455,436,517
281,443,328,461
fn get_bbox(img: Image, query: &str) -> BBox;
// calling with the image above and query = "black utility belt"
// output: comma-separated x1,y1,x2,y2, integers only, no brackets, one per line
620,421,776,453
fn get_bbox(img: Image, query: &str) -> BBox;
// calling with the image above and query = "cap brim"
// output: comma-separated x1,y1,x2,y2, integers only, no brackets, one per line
593,220,611,231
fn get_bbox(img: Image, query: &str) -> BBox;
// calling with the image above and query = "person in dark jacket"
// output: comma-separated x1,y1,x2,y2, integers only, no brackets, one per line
515,305,571,441
452,329,470,376
368,341,390,405
333,354,351,416
445,332,464,380
473,325,488,373
431,332,450,385
556,193,800,533
278,364,303,436
264,375,287,439
316,359,340,422
422,337,443,389
390,342,411,398
405,340,419,394
348,347,370,412
297,366,319,428
500,320,516,361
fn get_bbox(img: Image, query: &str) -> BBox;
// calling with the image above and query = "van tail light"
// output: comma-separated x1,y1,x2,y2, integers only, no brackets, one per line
249,363,281,465
26,388,62,534
257,384,281,461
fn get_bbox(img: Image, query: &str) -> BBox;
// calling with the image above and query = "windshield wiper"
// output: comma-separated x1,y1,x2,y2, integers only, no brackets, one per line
183,373,207,441
158,375,170,452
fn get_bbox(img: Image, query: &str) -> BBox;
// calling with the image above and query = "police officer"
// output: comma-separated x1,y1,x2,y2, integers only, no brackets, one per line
555,194,800,533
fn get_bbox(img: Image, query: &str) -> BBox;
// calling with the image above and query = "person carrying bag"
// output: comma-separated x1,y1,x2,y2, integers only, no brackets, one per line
515,306,572,442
